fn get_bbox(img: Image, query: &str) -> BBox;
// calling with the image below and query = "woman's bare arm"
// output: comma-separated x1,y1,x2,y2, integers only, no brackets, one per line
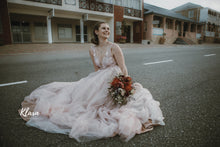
89,48,100,71
112,43,128,76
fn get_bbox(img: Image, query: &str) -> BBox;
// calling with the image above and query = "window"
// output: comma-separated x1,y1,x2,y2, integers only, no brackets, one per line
191,24,196,32
197,25,202,33
208,10,217,17
123,0,132,8
166,19,173,29
144,21,147,32
11,21,31,43
207,22,215,32
123,0,128,7
115,0,141,10
116,21,122,35
188,10,194,18
115,0,122,6
65,0,76,5
175,21,181,31
11,21,22,43
34,22,47,40
22,22,31,42
58,24,72,39
75,25,87,42
133,0,141,10
153,16,162,28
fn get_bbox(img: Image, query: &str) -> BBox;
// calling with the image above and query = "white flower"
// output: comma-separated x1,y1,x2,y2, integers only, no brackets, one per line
118,88,126,96
131,89,135,94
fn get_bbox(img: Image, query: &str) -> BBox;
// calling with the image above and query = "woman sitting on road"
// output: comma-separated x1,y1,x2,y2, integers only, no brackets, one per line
18,22,165,142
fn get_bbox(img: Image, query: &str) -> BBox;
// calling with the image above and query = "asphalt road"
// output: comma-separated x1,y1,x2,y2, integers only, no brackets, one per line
0,45,220,147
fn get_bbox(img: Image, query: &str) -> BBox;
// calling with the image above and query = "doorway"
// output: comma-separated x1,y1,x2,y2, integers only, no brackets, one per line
183,22,188,37
126,26,131,43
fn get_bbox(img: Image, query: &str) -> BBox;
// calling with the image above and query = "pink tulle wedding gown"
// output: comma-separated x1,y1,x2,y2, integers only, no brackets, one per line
18,44,165,142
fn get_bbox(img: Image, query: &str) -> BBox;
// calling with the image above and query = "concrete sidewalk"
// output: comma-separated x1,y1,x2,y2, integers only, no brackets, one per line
0,43,218,55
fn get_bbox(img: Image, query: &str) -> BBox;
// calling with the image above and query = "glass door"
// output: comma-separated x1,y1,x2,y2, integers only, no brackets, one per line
11,21,22,43
22,22,31,43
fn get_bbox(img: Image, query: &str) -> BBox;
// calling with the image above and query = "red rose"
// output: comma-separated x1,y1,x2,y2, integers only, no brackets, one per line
111,78,120,86
116,82,124,89
124,81,131,86
125,84,132,92
125,77,132,82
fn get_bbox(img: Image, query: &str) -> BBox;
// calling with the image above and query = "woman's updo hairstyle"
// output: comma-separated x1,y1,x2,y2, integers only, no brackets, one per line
91,22,106,45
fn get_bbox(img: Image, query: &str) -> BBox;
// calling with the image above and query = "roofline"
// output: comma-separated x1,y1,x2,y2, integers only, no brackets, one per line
203,7,220,13
171,2,203,11
144,11,203,24
173,6,203,12
172,2,220,13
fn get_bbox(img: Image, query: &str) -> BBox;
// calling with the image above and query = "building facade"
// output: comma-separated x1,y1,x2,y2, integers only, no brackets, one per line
0,0,143,45
172,2,220,43
143,3,204,45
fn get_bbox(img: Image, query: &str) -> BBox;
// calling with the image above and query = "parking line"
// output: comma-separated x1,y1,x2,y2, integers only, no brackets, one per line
204,54,216,57
144,60,173,65
0,80,28,87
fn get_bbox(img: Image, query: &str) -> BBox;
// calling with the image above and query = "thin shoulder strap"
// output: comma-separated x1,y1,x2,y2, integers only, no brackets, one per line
107,43,113,55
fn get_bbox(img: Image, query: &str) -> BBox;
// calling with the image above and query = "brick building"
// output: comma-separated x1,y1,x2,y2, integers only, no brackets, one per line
0,0,143,45
172,2,220,43
0,0,12,45
143,3,204,45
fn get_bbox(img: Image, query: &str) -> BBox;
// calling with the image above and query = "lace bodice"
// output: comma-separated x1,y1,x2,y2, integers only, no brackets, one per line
91,44,116,69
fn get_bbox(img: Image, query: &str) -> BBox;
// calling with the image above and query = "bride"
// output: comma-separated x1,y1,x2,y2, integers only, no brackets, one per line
18,22,165,142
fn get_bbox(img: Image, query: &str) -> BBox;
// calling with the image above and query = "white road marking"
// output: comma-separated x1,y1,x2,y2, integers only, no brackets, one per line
204,54,216,57
144,60,173,65
0,80,28,87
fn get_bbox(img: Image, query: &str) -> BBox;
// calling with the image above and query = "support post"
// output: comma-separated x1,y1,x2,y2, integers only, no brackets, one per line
47,8,54,44
47,16,52,44
80,17,84,43
181,21,184,37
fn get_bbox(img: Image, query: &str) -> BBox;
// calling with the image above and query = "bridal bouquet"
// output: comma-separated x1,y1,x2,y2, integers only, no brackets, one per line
108,74,135,106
